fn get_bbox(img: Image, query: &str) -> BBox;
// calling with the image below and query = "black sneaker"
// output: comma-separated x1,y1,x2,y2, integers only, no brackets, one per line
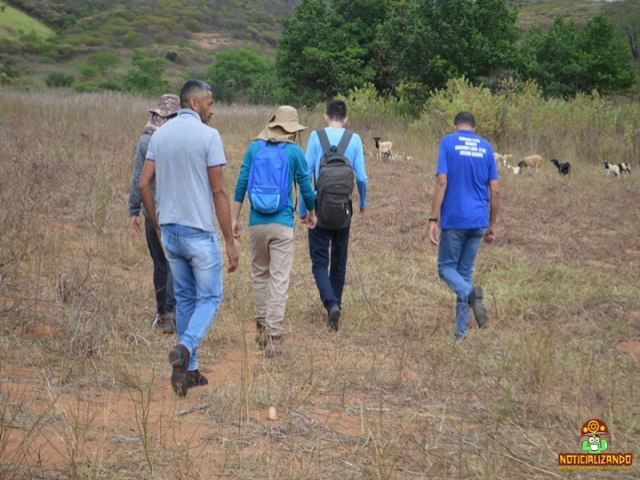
469,286,489,329
327,304,341,331
186,369,208,388
168,344,190,397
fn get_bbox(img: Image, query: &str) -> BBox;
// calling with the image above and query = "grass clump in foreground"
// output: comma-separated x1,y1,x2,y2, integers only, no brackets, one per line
0,87,639,479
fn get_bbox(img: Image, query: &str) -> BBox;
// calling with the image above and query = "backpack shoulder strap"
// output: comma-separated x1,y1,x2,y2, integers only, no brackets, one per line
316,129,332,156
335,129,353,156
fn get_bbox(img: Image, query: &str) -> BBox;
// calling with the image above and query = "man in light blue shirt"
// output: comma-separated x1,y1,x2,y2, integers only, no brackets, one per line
140,79,239,396
300,99,368,331
429,111,500,341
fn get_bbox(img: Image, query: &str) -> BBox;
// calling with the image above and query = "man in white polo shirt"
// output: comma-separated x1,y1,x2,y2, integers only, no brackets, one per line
140,79,239,396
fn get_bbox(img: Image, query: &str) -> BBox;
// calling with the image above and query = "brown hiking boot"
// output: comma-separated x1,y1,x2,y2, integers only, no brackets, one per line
186,369,208,388
258,335,284,358
255,322,266,343
168,344,190,397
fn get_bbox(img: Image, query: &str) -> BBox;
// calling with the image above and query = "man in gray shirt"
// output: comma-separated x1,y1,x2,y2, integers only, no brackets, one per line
140,79,239,397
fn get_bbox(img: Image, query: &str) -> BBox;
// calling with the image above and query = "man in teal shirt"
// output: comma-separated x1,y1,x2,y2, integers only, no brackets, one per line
232,106,317,356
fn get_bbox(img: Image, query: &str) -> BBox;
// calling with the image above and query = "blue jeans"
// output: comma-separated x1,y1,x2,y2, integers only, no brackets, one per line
308,225,350,311
438,228,486,339
161,224,223,371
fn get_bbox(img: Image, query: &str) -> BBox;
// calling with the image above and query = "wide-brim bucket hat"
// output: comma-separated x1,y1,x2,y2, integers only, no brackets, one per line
267,106,307,133
149,93,181,117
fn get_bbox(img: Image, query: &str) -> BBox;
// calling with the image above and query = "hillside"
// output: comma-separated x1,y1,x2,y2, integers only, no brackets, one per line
0,0,54,41
4,0,302,48
0,0,305,89
517,0,604,29
0,0,625,92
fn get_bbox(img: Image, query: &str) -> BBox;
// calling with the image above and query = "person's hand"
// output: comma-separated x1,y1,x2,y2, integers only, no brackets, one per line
130,216,142,236
359,207,366,215
428,221,439,246
484,225,496,243
226,241,240,273
306,211,317,229
299,215,307,225
232,218,242,240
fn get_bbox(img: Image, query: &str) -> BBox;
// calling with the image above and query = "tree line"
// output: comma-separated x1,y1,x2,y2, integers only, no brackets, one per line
3,0,638,110
207,0,638,110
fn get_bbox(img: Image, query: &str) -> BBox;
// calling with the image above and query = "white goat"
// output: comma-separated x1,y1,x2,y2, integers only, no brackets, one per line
518,154,543,173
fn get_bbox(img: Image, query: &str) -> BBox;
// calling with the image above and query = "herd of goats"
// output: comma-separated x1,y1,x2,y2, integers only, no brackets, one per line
367,136,632,179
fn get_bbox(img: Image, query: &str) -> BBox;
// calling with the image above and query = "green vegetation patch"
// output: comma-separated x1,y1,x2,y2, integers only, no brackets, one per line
518,1,603,29
0,1,54,40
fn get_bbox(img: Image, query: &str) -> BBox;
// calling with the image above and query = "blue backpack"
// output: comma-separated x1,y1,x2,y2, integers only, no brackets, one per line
248,140,290,214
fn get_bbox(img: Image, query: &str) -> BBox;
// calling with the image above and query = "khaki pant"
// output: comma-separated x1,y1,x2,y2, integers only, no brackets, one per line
249,224,294,337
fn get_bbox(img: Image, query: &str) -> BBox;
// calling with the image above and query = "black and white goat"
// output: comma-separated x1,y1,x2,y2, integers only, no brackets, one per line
373,137,393,161
619,162,631,175
550,158,571,177
604,161,621,177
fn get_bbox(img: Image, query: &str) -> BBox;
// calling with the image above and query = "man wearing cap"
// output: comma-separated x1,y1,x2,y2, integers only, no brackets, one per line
128,93,180,333
428,111,500,341
139,79,239,396
232,106,317,356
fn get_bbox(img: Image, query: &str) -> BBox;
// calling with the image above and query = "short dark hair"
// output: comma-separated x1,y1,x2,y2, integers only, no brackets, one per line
326,99,347,121
454,111,475,127
180,79,213,107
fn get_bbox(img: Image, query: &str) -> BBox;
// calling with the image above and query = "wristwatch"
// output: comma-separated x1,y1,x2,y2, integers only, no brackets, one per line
428,217,438,223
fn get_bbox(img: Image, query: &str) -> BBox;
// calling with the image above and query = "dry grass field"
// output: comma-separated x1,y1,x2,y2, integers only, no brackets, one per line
0,88,639,479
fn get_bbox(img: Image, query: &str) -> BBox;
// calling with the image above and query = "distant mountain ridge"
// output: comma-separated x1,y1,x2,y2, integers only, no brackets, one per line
5,0,607,49
5,0,303,48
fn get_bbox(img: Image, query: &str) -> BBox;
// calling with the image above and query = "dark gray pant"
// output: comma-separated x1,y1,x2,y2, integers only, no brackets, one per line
144,216,175,315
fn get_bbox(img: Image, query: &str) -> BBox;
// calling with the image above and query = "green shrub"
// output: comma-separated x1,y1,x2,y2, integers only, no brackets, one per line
393,82,431,119
80,64,99,79
414,77,504,140
206,48,275,104
337,83,397,120
99,79,122,91
45,72,74,88
122,51,169,95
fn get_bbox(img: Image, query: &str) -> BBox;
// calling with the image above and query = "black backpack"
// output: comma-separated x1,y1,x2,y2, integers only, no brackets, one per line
314,129,355,229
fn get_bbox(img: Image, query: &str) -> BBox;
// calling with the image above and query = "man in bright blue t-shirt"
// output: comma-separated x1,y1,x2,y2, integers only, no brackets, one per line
428,111,500,340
